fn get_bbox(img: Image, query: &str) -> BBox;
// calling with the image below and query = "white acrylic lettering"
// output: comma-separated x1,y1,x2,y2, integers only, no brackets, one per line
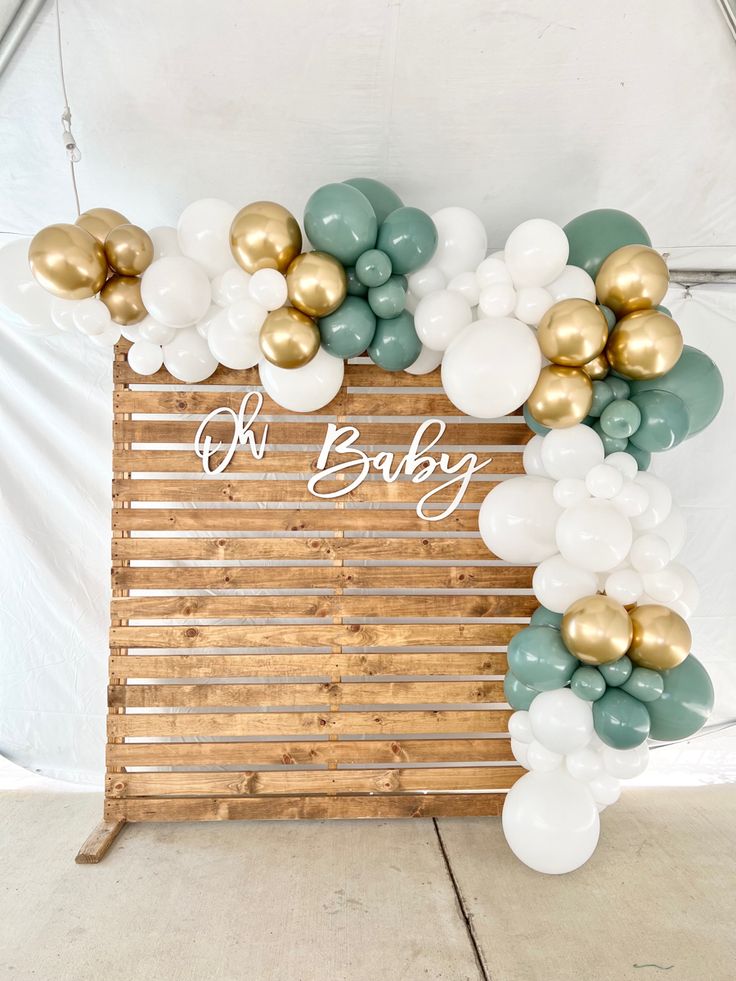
194,391,268,474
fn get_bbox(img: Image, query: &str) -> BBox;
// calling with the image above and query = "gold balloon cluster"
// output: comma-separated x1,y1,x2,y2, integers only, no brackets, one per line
230,201,347,369
29,207,154,326
562,595,691,672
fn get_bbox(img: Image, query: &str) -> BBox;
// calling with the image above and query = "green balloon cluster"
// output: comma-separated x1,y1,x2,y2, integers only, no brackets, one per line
308,179,435,372
564,208,652,280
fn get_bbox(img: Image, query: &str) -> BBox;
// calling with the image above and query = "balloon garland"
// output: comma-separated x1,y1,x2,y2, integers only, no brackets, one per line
0,184,724,875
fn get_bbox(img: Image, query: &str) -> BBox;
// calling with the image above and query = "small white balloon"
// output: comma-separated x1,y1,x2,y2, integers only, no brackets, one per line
532,554,598,614
194,303,221,339
120,323,142,343
141,256,212,328
585,463,624,500
541,425,605,480
546,265,597,303
138,315,177,346
404,344,443,375
630,533,671,573
50,297,78,332
508,711,534,744
163,326,218,382
523,434,548,477
248,268,288,311
90,325,122,348
211,267,252,307
602,743,650,780
259,346,344,413
553,477,589,509
556,499,633,572
476,255,512,288
447,271,480,307
511,738,530,768
414,289,473,351
478,282,516,318
668,563,700,618
527,740,563,772
479,476,561,564
611,479,650,518
207,298,266,369
655,505,687,559
430,207,488,279
605,568,644,606
566,747,603,783
72,297,112,336
504,219,569,288
631,472,672,530
643,567,684,604
148,226,182,260
177,197,237,277
588,772,621,808
605,451,639,481
529,688,594,755
407,265,446,298
127,340,164,376
514,286,554,326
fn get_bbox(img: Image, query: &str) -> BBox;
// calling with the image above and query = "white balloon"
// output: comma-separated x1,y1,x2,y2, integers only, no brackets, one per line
138,315,177,346
508,711,533,744
504,219,569,288
566,747,603,783
479,477,561,563
668,563,700,618
643,568,684,604
177,198,237,277
404,292,418,315
163,327,218,382
556,500,633,572
72,297,112,336
588,772,621,808
605,568,644,606
50,297,78,331
546,265,597,303
585,463,624,500
476,255,512,288
405,344,443,375
630,533,671,573
430,207,488,278
529,689,594,754
553,477,589,509
502,770,600,874
127,340,163,376
527,740,563,772
532,554,598,614
211,267,252,306
447,271,480,307
141,257,212,328
605,451,639,481
514,286,554,326
407,265,445,298
478,282,516,318
611,479,650,517
148,226,182,260
207,299,266,369
248,268,287,311
602,743,650,780
631,472,672,530
442,318,541,418
541,425,604,480
0,238,52,328
259,346,344,413
656,505,687,559
90,325,122,348
195,303,221,339
414,289,472,351
120,323,142,343
523,434,548,476
511,739,530,768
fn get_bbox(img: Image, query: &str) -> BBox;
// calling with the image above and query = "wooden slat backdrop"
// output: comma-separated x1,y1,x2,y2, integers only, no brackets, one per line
104,341,535,825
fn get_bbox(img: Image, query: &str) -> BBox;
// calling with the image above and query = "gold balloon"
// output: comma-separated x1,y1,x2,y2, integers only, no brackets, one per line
259,307,319,369
628,604,691,671
606,309,683,380
526,365,593,429
561,594,633,665
595,244,669,317
230,201,302,274
28,223,107,300
100,275,147,325
75,207,129,244
537,299,608,366
104,224,154,276
582,353,610,380
286,251,347,318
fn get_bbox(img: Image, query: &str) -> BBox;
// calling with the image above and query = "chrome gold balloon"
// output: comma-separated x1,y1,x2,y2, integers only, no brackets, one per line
259,306,319,369
230,201,302,274
561,594,633,665
100,274,147,325
104,224,154,276
582,353,610,380
606,309,683,380
595,244,669,317
537,298,608,366
286,251,347,318
28,223,107,300
628,604,691,671
75,207,129,244
527,365,593,429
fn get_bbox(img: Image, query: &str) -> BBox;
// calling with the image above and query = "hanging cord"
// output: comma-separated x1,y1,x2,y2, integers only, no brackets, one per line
55,0,81,215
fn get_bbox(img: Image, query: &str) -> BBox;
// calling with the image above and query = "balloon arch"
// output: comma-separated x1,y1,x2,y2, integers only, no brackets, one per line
0,180,724,874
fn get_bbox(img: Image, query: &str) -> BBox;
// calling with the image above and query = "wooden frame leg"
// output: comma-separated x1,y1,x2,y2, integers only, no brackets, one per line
75,818,126,864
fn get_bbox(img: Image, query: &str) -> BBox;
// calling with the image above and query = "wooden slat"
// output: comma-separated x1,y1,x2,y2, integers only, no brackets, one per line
106,738,513,766
75,819,126,864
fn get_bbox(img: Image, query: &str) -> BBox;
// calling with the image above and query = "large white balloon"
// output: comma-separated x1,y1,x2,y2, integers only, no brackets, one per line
532,554,598,614
430,207,488,279
141,257,212,328
259,346,344,413
479,477,561,563
556,500,633,572
414,289,472,351
163,326,218,382
504,219,569,288
207,298,266,369
441,318,541,418
529,688,594,754
502,770,600,874
405,344,443,375
177,198,237,278
0,238,52,328
546,265,597,303
541,425,605,480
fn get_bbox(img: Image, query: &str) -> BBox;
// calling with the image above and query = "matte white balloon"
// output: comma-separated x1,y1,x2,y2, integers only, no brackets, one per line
556,500,633,572
163,326,218,382
631,473,673,530
553,477,589,509
127,339,164,376
50,297,78,331
479,477,561,564
529,688,594,755
259,346,344,413
514,286,554,326
138,315,177,346
541,425,605,480
585,463,624,500
527,740,563,772
643,568,684,604
476,255,512,288
478,282,516,318
566,747,603,783
194,304,221,339
404,344,443,375
248,268,288,311
532,554,598,614
447,271,480,307
546,265,597,303
605,451,639,481
207,298,267,369
414,289,472,351
407,265,446,299
655,505,687,558
602,743,650,780
72,297,111,336
148,226,182,260
177,198,237,277
90,325,122,348
211,267,252,307
587,772,621,808
430,207,488,279
604,568,644,606
141,257,212,328
504,219,569,288
523,434,548,477
611,479,650,517
511,739,530,768
668,563,700,618
120,323,142,343
630,533,671,573
0,238,53,328
442,318,541,418
508,711,533,744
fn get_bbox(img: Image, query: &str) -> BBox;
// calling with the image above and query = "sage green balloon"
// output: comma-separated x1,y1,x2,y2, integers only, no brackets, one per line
367,310,421,371
344,177,403,225
507,625,578,692
564,209,651,280
529,606,563,629
606,376,631,400
629,390,690,452
589,380,615,418
646,655,714,741
599,304,617,329
621,667,664,703
319,297,376,359
376,206,438,275
624,442,651,471
304,183,378,266
355,248,392,288
504,671,538,710
368,275,406,318
345,267,368,297
600,398,642,439
571,666,606,702
524,403,550,435
598,655,632,688
593,420,628,455
629,346,724,437
656,304,671,317
593,688,651,749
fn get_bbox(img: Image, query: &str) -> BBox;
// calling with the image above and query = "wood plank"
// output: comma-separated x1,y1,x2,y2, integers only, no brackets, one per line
108,708,512,738
110,622,522,648
106,766,524,797
74,819,126,864
104,792,507,821
106,738,513,766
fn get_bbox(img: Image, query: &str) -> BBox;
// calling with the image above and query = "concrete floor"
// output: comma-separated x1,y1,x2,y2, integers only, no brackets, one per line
0,788,734,981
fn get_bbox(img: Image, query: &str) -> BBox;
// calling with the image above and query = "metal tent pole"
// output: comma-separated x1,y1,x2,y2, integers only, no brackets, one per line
0,0,48,80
